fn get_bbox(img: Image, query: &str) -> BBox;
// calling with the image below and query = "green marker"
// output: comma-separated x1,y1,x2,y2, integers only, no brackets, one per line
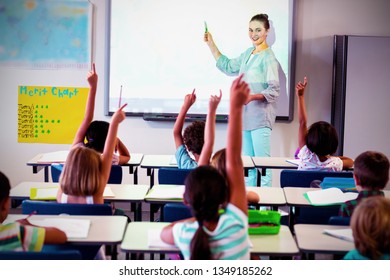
204,21,208,33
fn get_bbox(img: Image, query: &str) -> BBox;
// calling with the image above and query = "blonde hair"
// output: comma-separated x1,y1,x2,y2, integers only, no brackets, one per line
351,196,390,259
59,146,102,196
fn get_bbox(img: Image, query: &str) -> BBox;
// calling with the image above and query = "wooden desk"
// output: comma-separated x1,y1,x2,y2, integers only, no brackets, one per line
141,154,255,188
294,224,354,259
144,184,287,221
251,157,298,186
5,214,128,246
26,152,144,183
120,222,299,258
10,182,150,221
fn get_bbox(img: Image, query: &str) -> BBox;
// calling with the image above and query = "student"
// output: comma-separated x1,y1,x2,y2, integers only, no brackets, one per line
344,196,390,260
56,104,127,204
174,89,222,168
161,74,251,260
210,148,260,204
73,63,130,165
339,151,389,217
295,77,353,171
0,171,67,251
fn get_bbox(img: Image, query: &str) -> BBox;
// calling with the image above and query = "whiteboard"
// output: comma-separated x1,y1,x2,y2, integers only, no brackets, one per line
105,0,295,121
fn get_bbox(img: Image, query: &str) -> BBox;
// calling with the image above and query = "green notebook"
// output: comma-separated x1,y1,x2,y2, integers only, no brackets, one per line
30,187,58,200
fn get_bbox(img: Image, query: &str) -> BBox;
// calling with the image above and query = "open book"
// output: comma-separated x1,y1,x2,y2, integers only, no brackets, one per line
323,228,354,242
304,188,358,206
37,151,69,163
30,186,115,200
286,159,300,166
30,218,91,239
148,229,178,248
145,185,184,200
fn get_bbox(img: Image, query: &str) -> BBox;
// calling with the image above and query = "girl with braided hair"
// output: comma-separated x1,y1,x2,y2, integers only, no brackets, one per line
161,74,251,260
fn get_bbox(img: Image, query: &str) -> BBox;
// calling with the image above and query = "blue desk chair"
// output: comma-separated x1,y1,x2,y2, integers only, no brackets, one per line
0,250,82,260
328,216,351,225
21,200,112,260
280,170,354,226
157,168,194,222
21,200,112,216
51,164,123,184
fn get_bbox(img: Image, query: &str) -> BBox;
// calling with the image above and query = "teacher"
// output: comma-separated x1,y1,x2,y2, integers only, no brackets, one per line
204,14,280,187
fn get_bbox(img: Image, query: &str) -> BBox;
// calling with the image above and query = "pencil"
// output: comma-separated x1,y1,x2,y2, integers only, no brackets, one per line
204,21,208,33
119,85,123,108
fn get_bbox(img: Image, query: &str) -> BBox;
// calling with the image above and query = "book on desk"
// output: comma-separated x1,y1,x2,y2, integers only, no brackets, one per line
30,186,115,200
304,188,358,206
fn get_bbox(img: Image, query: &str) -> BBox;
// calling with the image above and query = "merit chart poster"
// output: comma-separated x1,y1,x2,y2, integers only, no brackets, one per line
18,85,88,144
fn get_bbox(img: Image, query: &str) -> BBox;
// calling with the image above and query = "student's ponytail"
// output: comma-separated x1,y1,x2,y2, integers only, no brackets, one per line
190,219,211,260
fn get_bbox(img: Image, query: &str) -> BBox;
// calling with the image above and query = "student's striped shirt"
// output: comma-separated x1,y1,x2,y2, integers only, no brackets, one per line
172,203,250,260
0,222,45,252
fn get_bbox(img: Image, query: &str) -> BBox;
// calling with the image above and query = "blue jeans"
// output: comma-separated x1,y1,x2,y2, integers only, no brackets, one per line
242,127,272,187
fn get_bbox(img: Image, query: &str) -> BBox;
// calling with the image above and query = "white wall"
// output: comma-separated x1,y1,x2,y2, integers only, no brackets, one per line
1,0,390,187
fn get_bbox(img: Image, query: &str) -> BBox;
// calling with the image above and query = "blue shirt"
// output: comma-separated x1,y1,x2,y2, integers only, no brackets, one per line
217,47,280,131
175,144,197,169
344,249,390,260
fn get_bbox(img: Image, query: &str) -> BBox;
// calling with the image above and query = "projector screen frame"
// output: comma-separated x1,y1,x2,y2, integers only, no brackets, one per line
105,0,296,122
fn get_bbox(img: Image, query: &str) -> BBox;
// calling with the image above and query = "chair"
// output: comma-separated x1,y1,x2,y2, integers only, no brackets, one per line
157,168,193,185
21,200,113,260
21,200,112,216
280,170,354,225
328,216,351,225
163,203,192,222
51,164,123,184
0,250,82,260
157,168,194,222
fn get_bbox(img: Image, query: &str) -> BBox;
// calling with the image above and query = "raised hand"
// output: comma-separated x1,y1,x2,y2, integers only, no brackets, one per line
87,63,98,89
112,103,127,124
209,89,222,111
295,76,308,97
183,89,197,109
230,74,250,108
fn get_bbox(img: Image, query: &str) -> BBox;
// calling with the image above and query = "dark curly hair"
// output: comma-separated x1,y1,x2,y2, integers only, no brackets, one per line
183,121,205,155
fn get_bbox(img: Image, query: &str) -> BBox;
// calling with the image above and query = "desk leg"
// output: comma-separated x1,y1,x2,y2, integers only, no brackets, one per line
133,167,138,185
44,166,49,182
134,202,142,221
257,169,262,187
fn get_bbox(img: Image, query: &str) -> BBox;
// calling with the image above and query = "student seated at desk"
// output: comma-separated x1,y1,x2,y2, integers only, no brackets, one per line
0,172,67,251
57,104,127,205
161,75,251,260
339,151,389,217
295,77,353,171
173,88,222,168
73,63,130,165
344,196,390,260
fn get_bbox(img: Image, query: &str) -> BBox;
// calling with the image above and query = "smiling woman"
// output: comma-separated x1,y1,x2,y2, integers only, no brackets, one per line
106,0,295,121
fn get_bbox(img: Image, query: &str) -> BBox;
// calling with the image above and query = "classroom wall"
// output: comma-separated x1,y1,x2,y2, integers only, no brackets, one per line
1,0,390,188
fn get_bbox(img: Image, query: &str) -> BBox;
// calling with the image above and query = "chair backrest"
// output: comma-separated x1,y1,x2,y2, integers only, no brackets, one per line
0,250,82,260
280,170,354,188
51,164,123,184
280,170,354,225
158,168,193,222
328,216,351,225
158,168,193,185
162,203,193,222
21,200,112,216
